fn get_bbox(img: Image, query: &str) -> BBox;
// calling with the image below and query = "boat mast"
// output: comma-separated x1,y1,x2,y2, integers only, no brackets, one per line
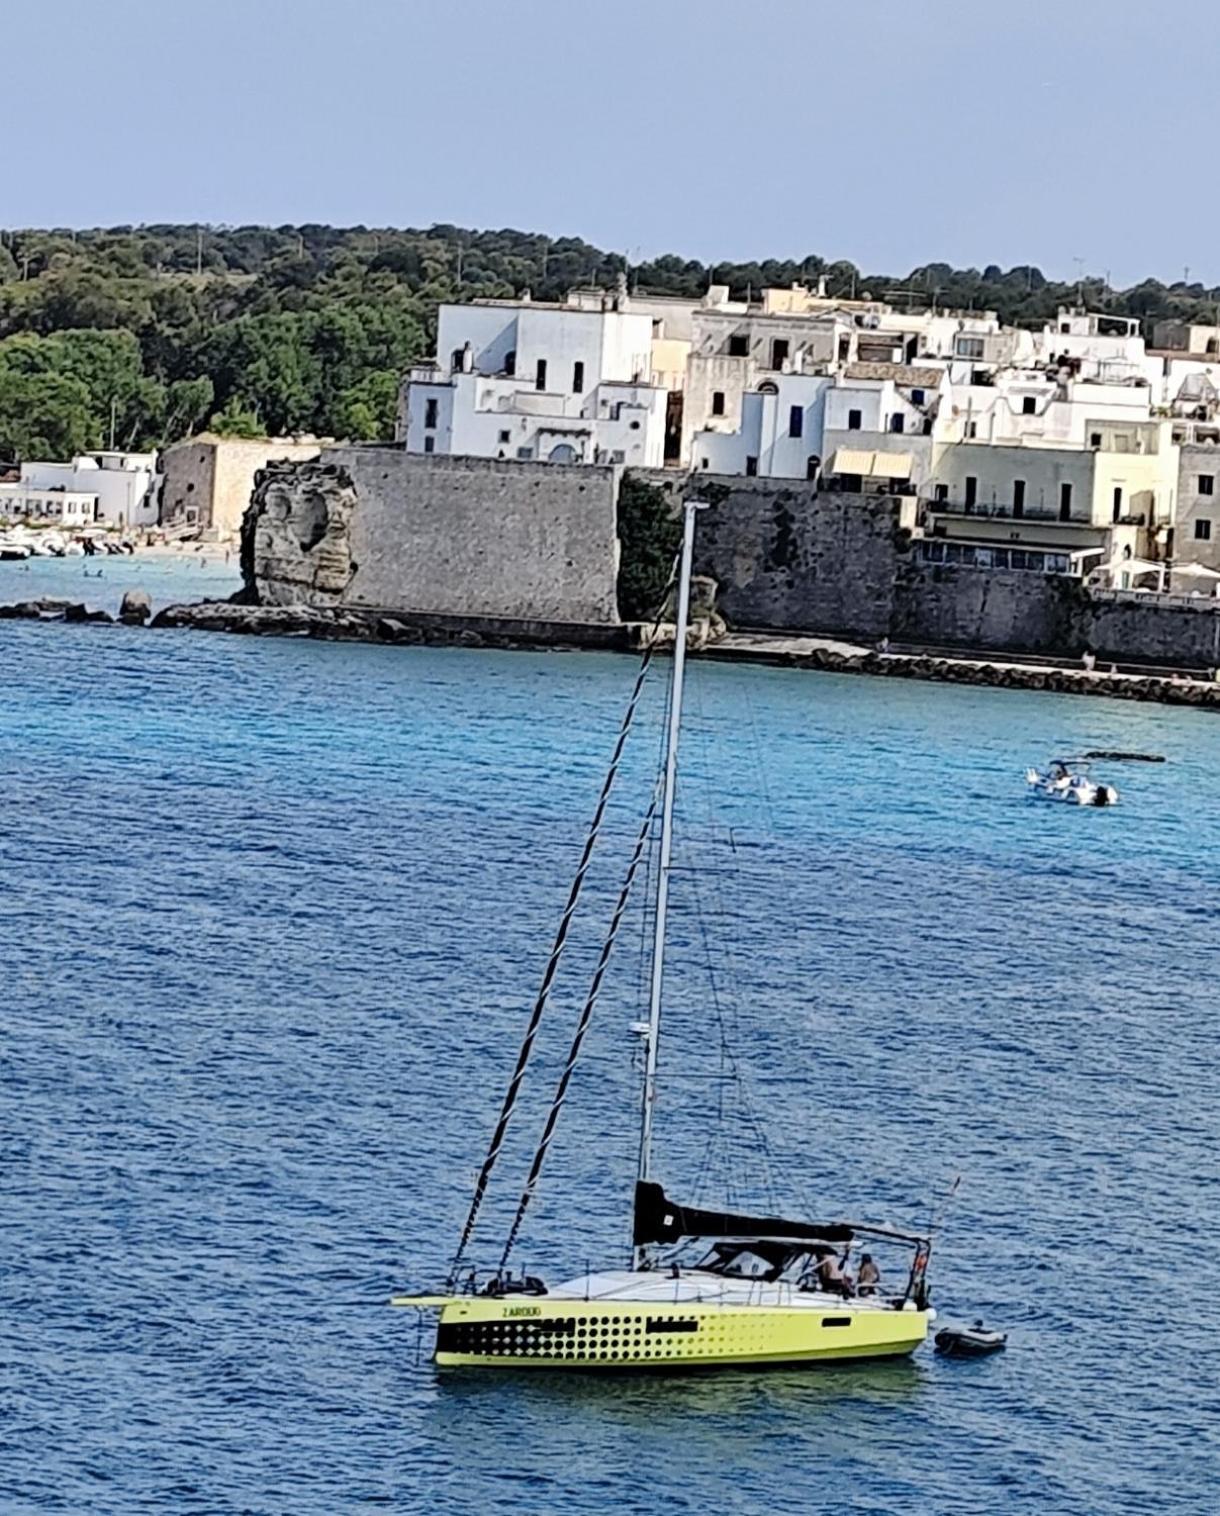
635,499,702,1262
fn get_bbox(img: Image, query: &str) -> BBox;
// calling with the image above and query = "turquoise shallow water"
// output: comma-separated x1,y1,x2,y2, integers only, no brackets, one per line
2,613,1218,1513
0,552,242,616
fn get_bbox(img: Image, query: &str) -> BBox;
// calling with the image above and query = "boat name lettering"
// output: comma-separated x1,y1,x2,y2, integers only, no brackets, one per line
504,1305,541,1317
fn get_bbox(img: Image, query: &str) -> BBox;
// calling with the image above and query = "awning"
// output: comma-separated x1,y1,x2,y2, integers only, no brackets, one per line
1171,560,1220,579
831,448,913,479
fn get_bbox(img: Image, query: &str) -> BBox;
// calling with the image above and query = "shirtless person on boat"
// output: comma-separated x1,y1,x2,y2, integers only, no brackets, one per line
809,1247,853,1297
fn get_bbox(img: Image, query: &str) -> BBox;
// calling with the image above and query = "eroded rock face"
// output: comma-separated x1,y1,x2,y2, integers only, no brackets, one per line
242,461,358,605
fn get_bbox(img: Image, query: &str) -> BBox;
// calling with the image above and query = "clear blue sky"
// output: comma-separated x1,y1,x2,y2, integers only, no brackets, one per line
8,0,1214,287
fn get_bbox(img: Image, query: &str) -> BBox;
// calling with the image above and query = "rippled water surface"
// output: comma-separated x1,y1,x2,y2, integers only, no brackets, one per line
3,605,1218,1513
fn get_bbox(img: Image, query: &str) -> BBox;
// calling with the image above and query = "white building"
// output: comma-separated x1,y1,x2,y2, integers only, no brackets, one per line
399,286,670,469
0,484,97,526
17,451,158,528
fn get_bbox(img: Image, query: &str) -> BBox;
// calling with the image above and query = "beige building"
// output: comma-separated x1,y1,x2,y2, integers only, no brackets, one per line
158,435,323,537
922,419,1179,581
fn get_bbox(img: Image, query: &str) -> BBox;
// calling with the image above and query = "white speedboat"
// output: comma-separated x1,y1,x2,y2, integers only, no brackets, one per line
1025,758,1118,807
0,534,31,561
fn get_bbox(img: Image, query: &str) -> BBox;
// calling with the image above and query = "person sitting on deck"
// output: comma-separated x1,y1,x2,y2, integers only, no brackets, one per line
807,1247,853,1298
856,1254,881,1296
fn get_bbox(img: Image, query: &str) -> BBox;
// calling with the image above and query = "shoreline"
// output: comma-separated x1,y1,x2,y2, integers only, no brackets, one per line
144,599,1220,710
9,591,1220,707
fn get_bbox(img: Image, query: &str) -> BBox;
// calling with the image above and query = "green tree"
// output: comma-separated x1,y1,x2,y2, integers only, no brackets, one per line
209,395,263,437
0,366,96,459
331,369,399,440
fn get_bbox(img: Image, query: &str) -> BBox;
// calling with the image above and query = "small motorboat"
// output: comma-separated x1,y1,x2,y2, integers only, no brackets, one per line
1025,757,1118,807
935,1320,1007,1358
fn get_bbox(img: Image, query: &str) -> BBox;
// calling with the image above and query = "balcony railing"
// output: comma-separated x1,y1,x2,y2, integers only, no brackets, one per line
931,499,1070,523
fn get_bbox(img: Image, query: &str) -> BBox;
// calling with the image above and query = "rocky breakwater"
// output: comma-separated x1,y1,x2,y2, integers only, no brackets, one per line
783,643,1220,710
0,597,113,624
150,599,631,652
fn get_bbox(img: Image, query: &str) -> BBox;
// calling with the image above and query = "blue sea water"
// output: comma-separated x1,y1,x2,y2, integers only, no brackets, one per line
3,599,1219,1514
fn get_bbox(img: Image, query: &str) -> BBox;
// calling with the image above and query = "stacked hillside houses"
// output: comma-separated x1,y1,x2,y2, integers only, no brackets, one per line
400,283,1220,596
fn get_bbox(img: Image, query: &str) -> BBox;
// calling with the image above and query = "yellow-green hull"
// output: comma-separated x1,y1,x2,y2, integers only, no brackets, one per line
412,1296,929,1370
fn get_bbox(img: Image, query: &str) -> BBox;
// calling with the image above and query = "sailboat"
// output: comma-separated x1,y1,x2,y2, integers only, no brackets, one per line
392,501,937,1369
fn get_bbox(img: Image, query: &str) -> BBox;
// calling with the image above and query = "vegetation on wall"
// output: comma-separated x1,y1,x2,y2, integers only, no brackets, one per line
3,221,1220,462
616,474,683,621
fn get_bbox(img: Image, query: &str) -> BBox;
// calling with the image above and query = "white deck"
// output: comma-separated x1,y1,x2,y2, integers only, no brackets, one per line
550,1268,910,1312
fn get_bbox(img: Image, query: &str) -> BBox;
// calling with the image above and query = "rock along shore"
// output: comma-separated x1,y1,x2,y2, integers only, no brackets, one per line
145,600,1220,710
8,594,1220,709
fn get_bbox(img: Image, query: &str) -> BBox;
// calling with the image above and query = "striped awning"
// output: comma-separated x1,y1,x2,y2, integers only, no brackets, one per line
831,448,913,479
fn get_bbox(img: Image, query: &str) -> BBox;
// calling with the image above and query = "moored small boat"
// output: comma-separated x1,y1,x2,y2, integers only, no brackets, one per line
935,1320,1007,1357
1025,757,1118,807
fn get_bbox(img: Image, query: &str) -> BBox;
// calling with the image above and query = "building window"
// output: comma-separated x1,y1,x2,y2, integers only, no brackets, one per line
535,359,547,391
1196,518,1212,540
807,455,820,480
1113,486,1123,522
728,334,749,357
572,361,584,394
424,398,438,429
847,408,862,431
789,405,803,438
516,446,533,459
1090,432,1102,448
498,429,511,444
890,414,904,434
504,349,516,377
1059,481,1073,520
629,420,640,431
712,391,726,416
770,338,789,370
1022,396,1036,415
745,456,758,476
934,483,949,503
611,449,626,464
1013,479,1025,518
1199,474,1215,495
964,476,977,508
911,388,925,405
1208,339,1219,356
423,436,435,454
700,457,710,470
955,336,984,359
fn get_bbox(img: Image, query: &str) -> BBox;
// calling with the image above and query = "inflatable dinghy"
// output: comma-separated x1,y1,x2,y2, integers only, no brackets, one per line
935,1321,1007,1358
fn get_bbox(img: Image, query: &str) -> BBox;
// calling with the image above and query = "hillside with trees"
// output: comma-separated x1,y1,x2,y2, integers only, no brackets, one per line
2,222,1218,463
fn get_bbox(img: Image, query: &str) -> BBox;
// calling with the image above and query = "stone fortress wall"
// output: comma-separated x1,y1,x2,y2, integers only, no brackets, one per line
243,450,1220,668
246,448,620,624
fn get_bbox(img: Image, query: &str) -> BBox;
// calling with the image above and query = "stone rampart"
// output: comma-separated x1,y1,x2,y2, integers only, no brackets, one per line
633,471,909,639
246,448,620,624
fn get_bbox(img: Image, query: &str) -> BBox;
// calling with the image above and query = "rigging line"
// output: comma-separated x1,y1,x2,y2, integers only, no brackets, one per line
687,859,779,1211
498,789,661,1270
447,571,677,1284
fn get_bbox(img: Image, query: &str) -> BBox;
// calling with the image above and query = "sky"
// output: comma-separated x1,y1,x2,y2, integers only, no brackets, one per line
6,0,1216,287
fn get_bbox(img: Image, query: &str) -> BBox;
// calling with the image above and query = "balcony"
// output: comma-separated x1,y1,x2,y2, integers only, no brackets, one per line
930,498,1148,530
931,499,1068,524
